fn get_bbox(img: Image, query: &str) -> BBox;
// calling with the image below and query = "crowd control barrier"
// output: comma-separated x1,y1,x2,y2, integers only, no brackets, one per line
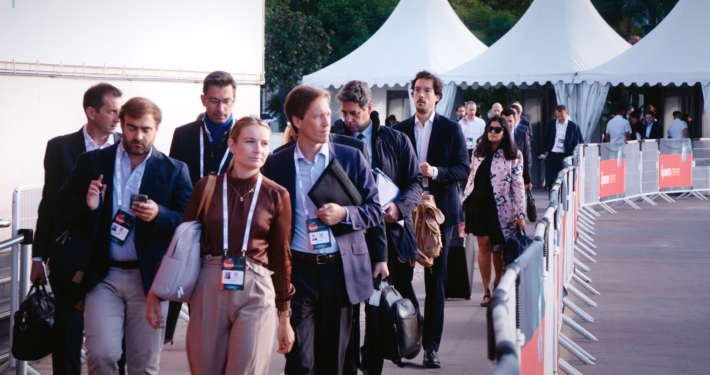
487,138,710,375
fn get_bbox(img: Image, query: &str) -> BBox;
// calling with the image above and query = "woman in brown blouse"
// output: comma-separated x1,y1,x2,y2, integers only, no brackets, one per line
145,116,295,374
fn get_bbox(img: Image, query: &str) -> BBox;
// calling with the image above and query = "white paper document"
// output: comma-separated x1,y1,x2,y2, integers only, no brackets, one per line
375,170,404,227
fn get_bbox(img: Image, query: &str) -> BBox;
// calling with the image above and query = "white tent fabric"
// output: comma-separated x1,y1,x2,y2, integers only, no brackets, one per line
555,81,610,142
576,0,710,86
440,0,630,86
302,0,487,117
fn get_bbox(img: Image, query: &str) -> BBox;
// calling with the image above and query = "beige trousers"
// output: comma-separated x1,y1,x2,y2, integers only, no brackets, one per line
84,267,168,375
186,256,277,375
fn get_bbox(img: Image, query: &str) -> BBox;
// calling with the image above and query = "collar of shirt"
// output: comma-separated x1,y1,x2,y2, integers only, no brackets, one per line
116,141,153,172
556,118,569,127
353,121,373,140
415,111,436,129
83,124,115,151
295,141,329,165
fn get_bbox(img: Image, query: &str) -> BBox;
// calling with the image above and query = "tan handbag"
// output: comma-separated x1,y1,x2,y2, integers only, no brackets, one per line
411,194,445,268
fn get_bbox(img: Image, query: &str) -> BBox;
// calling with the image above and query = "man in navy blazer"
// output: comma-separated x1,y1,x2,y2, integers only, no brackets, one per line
262,85,385,375
54,98,192,374
502,108,532,188
640,112,664,140
394,71,470,368
543,105,584,190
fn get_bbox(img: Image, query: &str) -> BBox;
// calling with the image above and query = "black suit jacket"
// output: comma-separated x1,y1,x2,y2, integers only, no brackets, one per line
54,144,192,294
641,120,663,140
331,119,345,135
340,122,423,261
394,113,470,226
543,119,584,157
34,129,123,260
514,127,532,185
169,120,233,186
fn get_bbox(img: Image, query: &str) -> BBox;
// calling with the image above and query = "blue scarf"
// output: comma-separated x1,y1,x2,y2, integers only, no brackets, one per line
204,113,233,149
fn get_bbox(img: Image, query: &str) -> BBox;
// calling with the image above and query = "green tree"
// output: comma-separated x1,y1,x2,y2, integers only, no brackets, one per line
592,0,679,38
449,0,532,46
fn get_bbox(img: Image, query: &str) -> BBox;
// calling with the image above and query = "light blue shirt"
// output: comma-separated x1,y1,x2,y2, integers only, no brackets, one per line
353,121,374,165
110,142,152,261
291,142,341,255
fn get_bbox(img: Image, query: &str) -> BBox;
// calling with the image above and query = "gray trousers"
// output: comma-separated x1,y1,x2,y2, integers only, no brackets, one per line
84,267,167,375
186,256,277,375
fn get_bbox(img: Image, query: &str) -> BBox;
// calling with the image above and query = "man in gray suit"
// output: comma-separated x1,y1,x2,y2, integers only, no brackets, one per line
262,84,387,375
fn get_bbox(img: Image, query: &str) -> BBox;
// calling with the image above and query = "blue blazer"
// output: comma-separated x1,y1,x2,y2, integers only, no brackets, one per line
394,113,470,226
514,127,532,185
54,144,193,294
544,119,584,157
262,142,384,304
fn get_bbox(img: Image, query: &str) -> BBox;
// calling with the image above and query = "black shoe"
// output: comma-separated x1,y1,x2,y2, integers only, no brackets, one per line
423,349,441,368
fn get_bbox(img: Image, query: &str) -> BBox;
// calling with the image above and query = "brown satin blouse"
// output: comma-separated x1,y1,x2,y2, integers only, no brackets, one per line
182,168,294,311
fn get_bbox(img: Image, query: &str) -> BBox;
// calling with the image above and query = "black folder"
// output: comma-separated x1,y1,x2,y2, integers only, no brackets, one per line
308,158,362,208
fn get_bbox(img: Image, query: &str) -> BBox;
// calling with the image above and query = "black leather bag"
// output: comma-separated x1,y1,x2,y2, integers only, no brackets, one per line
504,228,533,266
47,149,103,312
12,280,55,361
365,276,421,361
526,189,537,222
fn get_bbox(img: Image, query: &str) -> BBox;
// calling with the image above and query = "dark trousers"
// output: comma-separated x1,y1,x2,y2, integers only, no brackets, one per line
285,256,352,375
50,292,84,375
545,152,565,190
422,224,454,352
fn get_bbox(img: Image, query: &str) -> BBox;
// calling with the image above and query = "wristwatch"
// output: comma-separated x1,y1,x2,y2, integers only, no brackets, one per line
278,309,292,318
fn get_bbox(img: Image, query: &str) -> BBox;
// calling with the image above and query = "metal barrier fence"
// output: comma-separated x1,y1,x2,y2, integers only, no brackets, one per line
488,138,709,375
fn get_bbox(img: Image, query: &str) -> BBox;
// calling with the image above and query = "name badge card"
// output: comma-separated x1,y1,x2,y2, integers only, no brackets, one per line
466,137,474,149
307,218,332,250
110,210,136,245
221,255,246,291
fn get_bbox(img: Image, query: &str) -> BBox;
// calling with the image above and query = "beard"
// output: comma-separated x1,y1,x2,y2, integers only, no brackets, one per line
123,139,152,156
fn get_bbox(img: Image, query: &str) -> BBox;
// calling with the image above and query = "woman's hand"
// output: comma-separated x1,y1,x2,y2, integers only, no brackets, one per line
276,316,295,354
144,290,164,329
515,218,525,231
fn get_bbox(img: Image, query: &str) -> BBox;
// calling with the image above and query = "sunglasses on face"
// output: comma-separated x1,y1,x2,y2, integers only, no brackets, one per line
487,126,504,134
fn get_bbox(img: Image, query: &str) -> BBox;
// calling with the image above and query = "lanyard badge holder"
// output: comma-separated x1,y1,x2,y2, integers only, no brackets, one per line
293,149,333,251
221,173,262,291
110,150,140,245
199,119,234,179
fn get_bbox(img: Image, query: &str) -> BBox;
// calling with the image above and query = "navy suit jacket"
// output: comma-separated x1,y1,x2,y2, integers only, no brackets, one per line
262,142,383,304
544,119,584,158
169,120,233,186
394,113,470,226
642,120,664,140
340,122,423,261
54,144,193,294
514,127,532,185
34,129,122,260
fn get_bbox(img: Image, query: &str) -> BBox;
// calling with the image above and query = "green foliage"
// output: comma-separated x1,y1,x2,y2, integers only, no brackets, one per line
461,86,520,115
449,0,532,46
264,0,332,92
591,0,678,38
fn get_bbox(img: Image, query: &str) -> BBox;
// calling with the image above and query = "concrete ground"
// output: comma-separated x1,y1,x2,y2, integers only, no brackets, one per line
19,191,710,374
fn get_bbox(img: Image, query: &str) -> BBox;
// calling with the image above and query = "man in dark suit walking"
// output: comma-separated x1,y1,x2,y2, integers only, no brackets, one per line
640,111,664,140
337,80,423,373
394,71,470,368
262,85,386,375
31,83,123,375
543,105,584,190
502,108,532,190
54,97,192,374
169,71,237,186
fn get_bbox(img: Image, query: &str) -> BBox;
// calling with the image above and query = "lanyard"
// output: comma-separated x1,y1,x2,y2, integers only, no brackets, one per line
115,148,143,211
223,173,262,257
293,147,329,218
200,117,234,178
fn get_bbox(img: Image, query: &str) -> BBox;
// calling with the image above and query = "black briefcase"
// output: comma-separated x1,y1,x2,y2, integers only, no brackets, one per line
445,233,475,299
365,277,421,361
12,280,55,361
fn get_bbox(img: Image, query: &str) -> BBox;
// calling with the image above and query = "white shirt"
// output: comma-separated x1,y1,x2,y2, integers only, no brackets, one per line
605,116,631,143
414,111,438,179
551,119,568,153
83,124,116,151
459,116,485,150
353,121,374,165
667,118,689,139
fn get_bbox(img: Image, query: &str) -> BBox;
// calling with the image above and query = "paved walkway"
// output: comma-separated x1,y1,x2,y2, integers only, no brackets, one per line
561,195,710,375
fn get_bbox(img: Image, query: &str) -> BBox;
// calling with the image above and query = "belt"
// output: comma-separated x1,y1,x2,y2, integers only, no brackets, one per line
109,260,139,269
291,251,339,265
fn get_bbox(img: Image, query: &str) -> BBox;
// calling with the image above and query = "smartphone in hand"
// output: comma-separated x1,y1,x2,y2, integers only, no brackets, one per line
130,194,148,206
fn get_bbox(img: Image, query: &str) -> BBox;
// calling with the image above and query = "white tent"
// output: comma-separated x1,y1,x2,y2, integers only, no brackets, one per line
302,0,487,118
576,0,710,134
440,0,630,141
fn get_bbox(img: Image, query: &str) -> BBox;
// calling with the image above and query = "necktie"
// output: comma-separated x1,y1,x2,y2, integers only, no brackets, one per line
357,134,365,140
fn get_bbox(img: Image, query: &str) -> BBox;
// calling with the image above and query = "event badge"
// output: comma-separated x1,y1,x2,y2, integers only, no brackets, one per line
221,254,246,291
110,210,136,245
556,137,564,149
466,137,474,149
306,218,332,250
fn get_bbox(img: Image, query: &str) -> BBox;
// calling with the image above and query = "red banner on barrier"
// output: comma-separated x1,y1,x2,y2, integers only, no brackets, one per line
599,159,626,200
659,154,692,191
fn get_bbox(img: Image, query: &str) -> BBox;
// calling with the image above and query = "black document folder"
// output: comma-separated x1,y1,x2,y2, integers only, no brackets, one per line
308,158,362,208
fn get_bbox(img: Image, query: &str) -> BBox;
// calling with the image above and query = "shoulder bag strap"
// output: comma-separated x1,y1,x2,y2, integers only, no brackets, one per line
195,174,218,220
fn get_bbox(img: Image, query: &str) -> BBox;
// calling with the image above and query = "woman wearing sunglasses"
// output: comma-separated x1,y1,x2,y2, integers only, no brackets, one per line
461,115,525,307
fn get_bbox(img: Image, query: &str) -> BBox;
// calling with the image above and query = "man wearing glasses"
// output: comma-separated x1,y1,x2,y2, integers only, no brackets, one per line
169,71,237,186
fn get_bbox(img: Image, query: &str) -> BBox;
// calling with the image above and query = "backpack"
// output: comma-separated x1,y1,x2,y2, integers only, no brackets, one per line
365,277,421,362
412,194,445,268
151,175,217,303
